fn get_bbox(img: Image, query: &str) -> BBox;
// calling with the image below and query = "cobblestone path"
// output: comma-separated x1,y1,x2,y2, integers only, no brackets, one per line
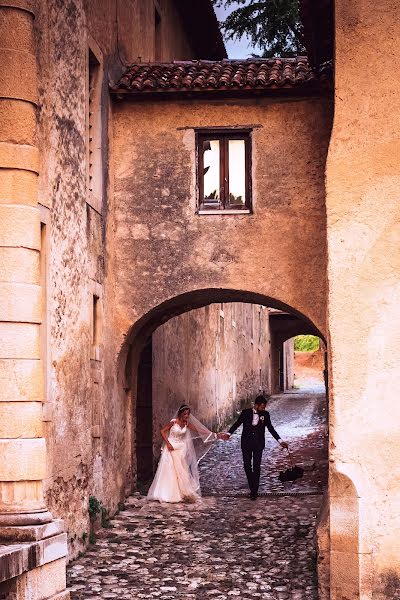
200,391,328,496
68,391,327,600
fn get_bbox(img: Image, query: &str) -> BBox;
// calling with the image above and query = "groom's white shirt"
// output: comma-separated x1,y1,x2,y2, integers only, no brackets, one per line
252,408,259,426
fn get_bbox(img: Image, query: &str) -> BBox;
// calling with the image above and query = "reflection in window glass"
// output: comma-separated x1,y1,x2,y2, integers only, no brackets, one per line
203,140,220,203
228,139,246,205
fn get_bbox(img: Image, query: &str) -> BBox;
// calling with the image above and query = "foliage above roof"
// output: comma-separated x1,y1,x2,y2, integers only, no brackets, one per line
214,0,305,58
214,0,333,66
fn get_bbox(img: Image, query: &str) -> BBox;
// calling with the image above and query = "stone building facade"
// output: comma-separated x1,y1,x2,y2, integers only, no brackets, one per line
1,0,400,599
0,0,226,596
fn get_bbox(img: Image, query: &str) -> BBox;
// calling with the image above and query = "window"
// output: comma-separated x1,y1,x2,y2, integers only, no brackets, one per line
92,294,100,347
87,46,103,209
197,130,251,212
90,284,103,362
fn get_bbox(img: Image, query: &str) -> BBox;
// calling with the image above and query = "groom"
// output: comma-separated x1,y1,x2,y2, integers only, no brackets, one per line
224,395,288,500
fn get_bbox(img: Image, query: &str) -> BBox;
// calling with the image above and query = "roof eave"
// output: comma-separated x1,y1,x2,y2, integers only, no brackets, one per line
110,84,333,101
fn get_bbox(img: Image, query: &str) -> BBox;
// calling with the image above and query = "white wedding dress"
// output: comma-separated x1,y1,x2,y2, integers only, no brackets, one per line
147,420,201,503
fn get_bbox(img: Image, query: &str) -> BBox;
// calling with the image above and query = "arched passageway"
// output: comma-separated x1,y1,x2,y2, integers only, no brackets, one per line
68,289,329,599
119,288,326,488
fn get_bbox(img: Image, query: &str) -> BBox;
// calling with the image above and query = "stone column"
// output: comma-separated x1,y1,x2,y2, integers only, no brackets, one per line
0,0,51,527
0,4,69,598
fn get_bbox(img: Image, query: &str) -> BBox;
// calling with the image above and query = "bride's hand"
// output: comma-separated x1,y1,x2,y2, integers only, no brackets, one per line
167,442,174,452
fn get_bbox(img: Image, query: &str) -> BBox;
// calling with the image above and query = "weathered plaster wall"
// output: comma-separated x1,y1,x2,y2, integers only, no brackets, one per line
112,96,332,347
283,338,294,391
83,0,195,65
33,0,198,558
326,1,400,597
152,302,271,459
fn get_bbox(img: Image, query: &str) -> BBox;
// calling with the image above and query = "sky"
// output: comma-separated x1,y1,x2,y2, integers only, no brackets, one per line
214,3,260,59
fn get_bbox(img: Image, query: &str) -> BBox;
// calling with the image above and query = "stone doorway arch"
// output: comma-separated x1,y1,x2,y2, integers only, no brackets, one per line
118,287,326,483
116,286,335,594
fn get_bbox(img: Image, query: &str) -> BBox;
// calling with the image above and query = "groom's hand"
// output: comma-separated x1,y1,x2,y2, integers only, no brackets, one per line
217,432,230,441
279,441,289,449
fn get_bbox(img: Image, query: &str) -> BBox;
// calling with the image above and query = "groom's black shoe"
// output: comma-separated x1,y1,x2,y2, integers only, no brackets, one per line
250,492,257,500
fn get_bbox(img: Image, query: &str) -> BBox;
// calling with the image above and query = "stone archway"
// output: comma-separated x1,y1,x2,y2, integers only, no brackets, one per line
268,311,326,393
118,286,327,495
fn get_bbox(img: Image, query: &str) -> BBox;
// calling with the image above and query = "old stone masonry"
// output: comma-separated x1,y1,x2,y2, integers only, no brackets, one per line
68,392,327,599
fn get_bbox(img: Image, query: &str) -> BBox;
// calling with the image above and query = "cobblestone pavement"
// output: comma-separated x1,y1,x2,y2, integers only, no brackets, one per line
200,391,328,496
68,391,327,600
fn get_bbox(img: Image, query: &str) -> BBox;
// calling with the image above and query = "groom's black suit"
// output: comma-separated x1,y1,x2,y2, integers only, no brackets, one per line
228,408,281,496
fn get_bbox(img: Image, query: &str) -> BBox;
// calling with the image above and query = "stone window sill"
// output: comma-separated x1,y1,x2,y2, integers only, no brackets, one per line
198,209,251,215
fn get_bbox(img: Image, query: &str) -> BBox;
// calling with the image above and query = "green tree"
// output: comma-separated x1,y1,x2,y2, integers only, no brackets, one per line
294,335,320,352
214,0,305,57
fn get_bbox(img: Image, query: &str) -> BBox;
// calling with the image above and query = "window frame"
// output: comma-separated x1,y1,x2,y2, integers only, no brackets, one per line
196,129,252,214
86,38,104,214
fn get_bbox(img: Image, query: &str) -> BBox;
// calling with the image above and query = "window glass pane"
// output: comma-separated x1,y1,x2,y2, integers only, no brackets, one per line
228,139,246,206
203,139,220,205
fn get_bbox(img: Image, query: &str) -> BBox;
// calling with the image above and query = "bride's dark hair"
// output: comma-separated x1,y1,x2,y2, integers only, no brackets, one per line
178,404,190,416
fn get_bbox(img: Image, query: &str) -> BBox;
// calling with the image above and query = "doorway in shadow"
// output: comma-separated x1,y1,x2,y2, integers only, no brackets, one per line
136,336,153,487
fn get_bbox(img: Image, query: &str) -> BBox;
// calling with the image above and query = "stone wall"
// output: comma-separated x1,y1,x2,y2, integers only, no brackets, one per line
112,96,332,343
283,338,294,391
33,0,200,559
326,0,400,597
152,303,271,460
111,91,331,536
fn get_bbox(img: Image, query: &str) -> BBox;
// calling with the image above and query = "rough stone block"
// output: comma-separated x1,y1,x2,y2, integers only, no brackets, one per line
0,323,40,359
0,168,38,206
0,142,39,173
0,204,40,249
0,5,35,53
0,402,43,438
0,481,45,514
0,282,41,323
0,519,64,543
330,496,359,553
0,439,46,480
0,247,39,284
0,543,68,597
31,534,68,568
0,543,29,583
0,100,36,146
15,557,68,600
0,359,43,402
0,49,37,104
330,550,360,600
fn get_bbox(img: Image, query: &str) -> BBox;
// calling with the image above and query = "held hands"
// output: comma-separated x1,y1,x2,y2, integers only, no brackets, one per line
279,440,289,449
217,432,230,441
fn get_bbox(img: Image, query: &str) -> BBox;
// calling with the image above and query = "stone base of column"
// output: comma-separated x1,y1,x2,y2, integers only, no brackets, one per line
0,511,53,528
0,518,64,542
0,521,69,599
0,557,70,600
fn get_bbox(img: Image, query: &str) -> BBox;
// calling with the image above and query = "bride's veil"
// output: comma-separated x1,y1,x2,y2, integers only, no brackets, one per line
173,406,217,493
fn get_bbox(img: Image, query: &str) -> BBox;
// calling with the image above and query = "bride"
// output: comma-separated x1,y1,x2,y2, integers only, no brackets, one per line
147,404,222,503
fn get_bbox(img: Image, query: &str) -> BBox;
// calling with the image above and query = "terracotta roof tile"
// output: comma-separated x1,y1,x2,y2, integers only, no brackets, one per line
111,59,332,96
